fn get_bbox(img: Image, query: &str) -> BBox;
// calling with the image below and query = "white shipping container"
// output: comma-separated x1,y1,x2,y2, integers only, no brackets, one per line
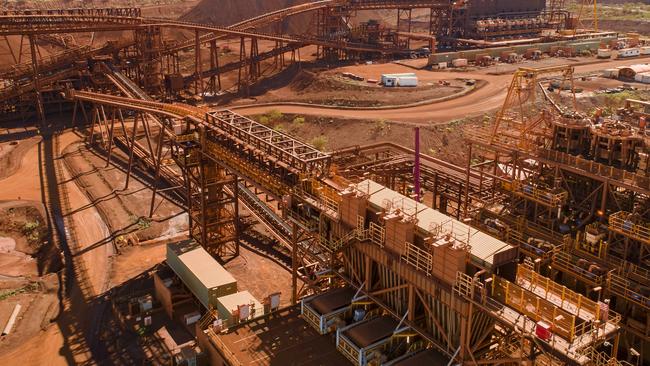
438,62,448,69
634,72,650,84
383,76,398,87
618,48,640,58
397,76,418,87
452,58,468,67
380,73,415,85
641,46,650,55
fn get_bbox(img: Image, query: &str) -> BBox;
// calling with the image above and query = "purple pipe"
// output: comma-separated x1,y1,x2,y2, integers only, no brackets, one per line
414,127,420,202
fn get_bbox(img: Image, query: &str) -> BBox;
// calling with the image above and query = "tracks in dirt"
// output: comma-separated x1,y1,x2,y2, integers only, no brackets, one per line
41,131,112,362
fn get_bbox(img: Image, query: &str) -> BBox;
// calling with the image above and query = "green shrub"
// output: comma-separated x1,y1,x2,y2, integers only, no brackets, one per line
266,109,284,122
310,136,328,151
292,116,306,126
604,90,638,105
23,220,39,233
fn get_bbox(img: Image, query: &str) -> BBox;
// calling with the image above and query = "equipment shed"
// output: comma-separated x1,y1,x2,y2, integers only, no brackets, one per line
166,241,237,309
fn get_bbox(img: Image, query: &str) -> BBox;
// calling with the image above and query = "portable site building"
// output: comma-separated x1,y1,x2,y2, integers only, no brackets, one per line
635,72,650,84
617,48,641,58
166,241,237,309
216,290,264,326
380,73,415,84
381,73,418,87
597,49,612,59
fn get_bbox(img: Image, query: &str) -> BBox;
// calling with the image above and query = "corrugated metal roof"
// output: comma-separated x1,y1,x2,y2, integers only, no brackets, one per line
168,242,236,289
356,179,515,267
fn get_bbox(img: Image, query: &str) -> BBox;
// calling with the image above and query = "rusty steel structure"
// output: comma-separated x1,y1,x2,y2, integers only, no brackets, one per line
0,1,573,123
467,66,649,365
64,83,631,366
53,59,641,365
4,3,644,366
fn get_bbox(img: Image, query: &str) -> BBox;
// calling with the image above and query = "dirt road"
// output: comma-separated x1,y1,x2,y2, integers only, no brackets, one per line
233,57,650,123
0,131,113,365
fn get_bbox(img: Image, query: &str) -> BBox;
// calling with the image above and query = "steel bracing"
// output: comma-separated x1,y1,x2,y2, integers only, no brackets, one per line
5,3,637,365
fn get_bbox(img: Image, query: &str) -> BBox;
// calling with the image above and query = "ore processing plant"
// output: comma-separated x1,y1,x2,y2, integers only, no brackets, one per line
0,1,648,366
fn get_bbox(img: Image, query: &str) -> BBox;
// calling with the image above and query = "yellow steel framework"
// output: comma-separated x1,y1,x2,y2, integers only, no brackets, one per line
576,0,599,33
608,211,650,245
507,180,569,207
490,66,577,151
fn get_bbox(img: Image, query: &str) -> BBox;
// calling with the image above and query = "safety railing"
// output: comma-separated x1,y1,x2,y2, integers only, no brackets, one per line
509,180,568,207
517,266,602,321
625,261,650,284
205,139,287,197
454,272,474,299
492,275,577,341
608,272,650,311
578,347,635,366
337,331,362,365
519,238,560,261
286,209,319,232
301,301,323,332
318,230,359,253
608,211,650,244
0,45,92,78
537,149,650,190
1,7,142,17
368,222,385,247
551,251,606,285
429,219,471,251
174,133,196,143
402,242,432,274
